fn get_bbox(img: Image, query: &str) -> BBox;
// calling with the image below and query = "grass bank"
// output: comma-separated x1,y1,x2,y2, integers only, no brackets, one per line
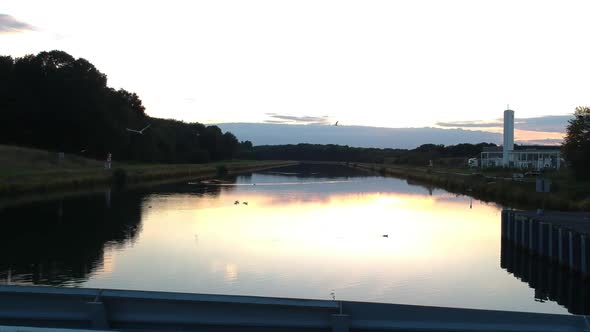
0,145,296,196
349,163,590,211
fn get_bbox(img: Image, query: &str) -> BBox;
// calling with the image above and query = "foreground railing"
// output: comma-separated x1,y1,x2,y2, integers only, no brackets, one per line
0,285,588,332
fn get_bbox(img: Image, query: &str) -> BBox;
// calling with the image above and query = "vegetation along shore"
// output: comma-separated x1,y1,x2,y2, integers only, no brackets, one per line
0,145,295,196
349,163,590,211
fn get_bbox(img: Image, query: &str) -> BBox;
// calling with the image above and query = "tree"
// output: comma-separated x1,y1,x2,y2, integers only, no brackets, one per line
562,106,590,180
0,50,240,163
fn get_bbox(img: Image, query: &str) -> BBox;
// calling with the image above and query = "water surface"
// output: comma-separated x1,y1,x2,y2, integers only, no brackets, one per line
0,164,574,315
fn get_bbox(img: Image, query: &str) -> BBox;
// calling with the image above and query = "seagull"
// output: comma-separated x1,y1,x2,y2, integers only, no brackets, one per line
334,121,339,126
126,124,151,134
234,200,240,205
242,202,248,205
382,234,388,238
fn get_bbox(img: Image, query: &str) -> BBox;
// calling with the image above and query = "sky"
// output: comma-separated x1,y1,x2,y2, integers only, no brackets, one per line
2,0,589,142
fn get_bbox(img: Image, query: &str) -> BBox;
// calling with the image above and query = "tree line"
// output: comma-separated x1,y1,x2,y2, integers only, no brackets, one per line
0,50,240,163
3,50,586,176
245,142,498,166
562,106,590,180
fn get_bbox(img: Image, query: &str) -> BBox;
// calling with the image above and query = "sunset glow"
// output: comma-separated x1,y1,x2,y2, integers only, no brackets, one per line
3,0,588,138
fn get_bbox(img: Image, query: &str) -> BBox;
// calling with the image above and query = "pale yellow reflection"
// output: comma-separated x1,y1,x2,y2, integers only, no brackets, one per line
209,261,239,282
84,184,569,314
100,250,116,275
224,263,239,282
140,190,499,263
89,249,116,280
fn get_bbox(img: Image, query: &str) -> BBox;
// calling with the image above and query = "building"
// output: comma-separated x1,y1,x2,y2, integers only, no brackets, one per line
480,108,562,170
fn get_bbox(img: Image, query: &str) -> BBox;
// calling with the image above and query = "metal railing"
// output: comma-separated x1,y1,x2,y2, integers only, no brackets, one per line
0,285,588,332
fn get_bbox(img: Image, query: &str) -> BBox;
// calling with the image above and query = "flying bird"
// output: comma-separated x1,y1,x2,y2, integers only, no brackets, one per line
126,124,151,134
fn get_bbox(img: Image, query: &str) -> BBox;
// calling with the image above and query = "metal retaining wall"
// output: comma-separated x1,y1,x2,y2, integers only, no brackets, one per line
501,210,590,277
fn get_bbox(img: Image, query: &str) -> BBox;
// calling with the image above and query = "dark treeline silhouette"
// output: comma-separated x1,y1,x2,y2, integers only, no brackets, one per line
0,50,239,163
0,191,143,285
248,143,498,166
0,180,232,286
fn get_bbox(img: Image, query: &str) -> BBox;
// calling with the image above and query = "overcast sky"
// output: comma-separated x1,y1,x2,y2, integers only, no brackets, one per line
2,0,588,141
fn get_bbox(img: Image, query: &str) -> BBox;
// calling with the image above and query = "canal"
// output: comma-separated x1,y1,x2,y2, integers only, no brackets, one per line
0,164,577,315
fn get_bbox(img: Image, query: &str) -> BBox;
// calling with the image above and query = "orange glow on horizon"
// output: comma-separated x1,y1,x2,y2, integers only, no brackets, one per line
437,126,564,144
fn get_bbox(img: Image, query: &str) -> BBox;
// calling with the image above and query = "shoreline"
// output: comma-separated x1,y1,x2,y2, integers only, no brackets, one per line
348,163,590,211
4,159,588,212
0,160,297,198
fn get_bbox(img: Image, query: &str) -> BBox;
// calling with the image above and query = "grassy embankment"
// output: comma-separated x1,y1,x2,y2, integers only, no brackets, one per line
350,163,590,211
0,145,296,196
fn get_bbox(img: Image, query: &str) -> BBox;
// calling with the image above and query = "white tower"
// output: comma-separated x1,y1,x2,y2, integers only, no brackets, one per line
503,107,514,167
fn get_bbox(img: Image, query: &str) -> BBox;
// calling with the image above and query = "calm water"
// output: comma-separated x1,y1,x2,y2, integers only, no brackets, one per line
0,164,577,315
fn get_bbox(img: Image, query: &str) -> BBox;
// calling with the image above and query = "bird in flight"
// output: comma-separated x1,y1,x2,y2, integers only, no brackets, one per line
126,124,151,134
334,121,339,126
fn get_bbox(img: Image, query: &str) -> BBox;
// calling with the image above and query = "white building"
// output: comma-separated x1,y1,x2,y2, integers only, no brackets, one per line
480,108,562,170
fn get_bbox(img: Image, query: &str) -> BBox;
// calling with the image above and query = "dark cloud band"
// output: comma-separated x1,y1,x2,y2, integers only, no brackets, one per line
437,115,572,133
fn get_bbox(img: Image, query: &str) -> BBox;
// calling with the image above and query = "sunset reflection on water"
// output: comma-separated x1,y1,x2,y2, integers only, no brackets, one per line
0,165,571,315
80,169,567,315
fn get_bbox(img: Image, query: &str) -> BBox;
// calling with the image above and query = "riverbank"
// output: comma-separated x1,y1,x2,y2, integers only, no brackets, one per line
349,163,590,211
0,145,296,196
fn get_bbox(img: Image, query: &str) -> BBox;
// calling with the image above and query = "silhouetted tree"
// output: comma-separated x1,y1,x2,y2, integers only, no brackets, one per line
562,106,590,179
0,50,239,163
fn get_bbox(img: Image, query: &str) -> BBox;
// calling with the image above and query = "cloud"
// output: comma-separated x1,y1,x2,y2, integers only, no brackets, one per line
217,123,503,149
515,115,572,133
436,120,502,128
436,115,572,133
265,113,331,125
0,14,36,33
264,120,290,124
